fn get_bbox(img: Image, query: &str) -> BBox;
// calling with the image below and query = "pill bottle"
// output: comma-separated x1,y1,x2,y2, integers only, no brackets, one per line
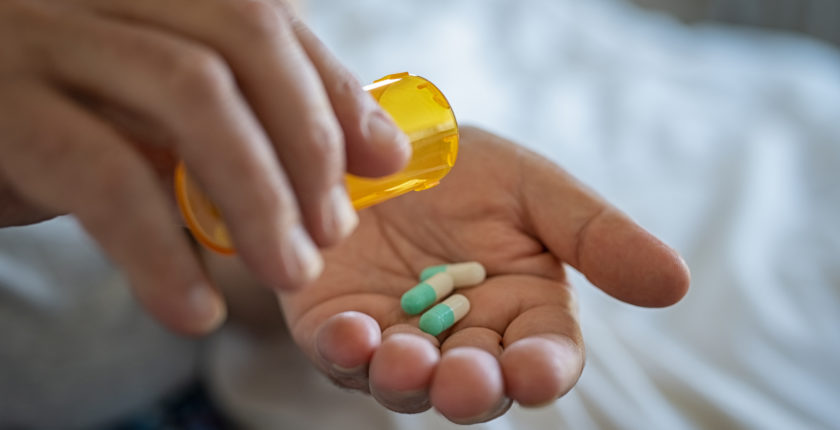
175,73,459,254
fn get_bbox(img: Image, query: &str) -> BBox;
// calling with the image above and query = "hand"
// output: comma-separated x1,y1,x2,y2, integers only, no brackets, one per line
0,0,409,334
279,127,690,424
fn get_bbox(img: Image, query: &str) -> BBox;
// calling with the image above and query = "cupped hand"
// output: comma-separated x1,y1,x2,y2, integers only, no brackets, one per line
279,127,690,424
0,0,409,334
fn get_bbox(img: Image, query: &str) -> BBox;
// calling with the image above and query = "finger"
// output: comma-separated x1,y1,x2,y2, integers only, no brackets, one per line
499,298,584,406
77,98,179,192
81,0,359,246
0,82,225,335
439,274,583,407
283,292,401,354
373,326,440,412
368,333,438,414
281,288,402,385
430,347,508,424
500,334,583,407
494,127,691,306
290,18,411,177
27,4,322,289
314,311,381,391
280,239,417,362
282,269,438,413
498,282,584,406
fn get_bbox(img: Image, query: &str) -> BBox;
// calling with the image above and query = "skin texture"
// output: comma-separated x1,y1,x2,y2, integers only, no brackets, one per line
0,0,689,421
278,127,690,424
0,0,409,335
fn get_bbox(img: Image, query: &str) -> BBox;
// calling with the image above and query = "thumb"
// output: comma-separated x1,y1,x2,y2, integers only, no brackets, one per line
520,153,690,307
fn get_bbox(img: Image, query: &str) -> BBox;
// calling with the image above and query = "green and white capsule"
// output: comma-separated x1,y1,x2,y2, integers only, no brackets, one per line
419,294,471,336
419,262,486,287
401,272,454,315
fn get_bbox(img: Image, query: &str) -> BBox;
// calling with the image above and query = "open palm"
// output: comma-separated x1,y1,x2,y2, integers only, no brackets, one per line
278,127,689,424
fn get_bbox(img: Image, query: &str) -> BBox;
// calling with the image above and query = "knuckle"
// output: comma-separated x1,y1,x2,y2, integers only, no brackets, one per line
227,0,286,42
300,119,343,176
332,71,362,102
238,160,299,225
275,201,302,232
165,48,234,105
90,153,140,204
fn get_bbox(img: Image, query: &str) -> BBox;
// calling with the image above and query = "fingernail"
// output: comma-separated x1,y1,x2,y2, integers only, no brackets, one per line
332,363,367,375
452,397,513,425
372,388,431,413
367,111,410,157
322,185,358,240
329,363,370,391
187,283,227,332
283,225,324,286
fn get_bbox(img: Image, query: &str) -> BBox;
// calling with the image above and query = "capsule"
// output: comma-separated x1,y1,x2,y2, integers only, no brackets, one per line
419,262,486,287
418,294,471,336
401,273,454,315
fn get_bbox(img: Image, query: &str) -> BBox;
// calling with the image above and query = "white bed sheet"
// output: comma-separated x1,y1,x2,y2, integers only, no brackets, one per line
207,1,840,428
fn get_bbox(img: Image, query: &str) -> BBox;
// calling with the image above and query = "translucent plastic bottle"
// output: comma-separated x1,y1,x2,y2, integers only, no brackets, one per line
175,73,459,254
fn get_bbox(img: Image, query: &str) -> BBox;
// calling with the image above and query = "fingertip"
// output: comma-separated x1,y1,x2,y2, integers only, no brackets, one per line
281,223,325,287
316,311,381,370
580,212,690,308
322,184,360,245
370,333,438,391
366,111,410,160
134,279,227,337
182,282,228,335
369,333,439,413
626,237,691,308
430,347,505,423
239,224,324,292
650,250,691,308
371,113,412,173
315,311,380,391
290,15,411,177
500,335,583,407
346,110,411,178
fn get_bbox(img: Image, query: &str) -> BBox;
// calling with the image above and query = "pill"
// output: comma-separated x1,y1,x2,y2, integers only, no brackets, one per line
401,272,454,315
419,262,486,287
418,294,470,336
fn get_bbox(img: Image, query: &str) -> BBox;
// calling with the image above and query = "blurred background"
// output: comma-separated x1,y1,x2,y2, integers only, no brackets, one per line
207,0,840,428
633,0,840,46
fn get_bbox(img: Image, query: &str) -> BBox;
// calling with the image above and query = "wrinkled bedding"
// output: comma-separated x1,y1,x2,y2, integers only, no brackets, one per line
207,1,840,428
